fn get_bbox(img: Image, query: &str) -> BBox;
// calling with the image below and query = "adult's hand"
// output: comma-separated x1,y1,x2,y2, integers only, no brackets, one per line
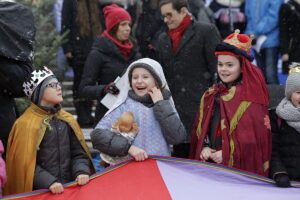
282,54,289,62
128,145,148,161
104,82,120,95
65,52,73,59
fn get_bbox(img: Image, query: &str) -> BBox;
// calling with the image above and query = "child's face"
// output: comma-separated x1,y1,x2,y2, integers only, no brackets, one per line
131,67,156,96
217,55,241,84
40,80,63,107
291,89,300,107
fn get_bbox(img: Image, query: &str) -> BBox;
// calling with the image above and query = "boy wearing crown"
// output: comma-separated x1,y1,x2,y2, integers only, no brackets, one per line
4,67,95,195
269,62,300,187
189,30,272,177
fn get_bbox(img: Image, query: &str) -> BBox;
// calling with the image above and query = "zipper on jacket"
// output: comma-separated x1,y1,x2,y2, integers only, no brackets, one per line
54,119,62,181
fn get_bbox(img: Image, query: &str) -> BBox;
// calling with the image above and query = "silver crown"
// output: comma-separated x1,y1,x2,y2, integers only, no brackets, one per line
23,66,54,98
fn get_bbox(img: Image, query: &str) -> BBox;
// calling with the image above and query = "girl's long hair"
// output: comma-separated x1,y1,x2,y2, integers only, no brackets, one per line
77,0,102,39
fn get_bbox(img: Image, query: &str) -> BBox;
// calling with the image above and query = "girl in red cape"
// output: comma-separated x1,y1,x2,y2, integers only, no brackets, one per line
189,30,272,177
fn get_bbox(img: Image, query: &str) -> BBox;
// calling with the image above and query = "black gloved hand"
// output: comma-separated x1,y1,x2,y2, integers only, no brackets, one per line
103,82,120,95
274,173,291,188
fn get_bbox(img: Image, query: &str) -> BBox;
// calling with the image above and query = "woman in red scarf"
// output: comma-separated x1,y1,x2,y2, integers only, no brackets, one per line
189,30,272,177
80,4,140,125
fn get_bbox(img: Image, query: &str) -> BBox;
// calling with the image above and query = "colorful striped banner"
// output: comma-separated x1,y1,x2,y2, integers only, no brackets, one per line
2,156,300,200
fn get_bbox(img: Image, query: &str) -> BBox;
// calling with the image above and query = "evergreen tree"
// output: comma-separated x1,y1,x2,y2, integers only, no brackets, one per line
16,0,67,70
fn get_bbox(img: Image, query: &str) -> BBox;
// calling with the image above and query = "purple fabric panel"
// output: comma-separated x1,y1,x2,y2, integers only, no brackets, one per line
157,160,300,200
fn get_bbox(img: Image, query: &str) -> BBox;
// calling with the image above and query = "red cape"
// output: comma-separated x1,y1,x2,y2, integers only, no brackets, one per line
190,57,271,177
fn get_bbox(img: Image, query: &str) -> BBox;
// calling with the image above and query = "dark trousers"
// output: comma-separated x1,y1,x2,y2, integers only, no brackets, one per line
0,96,17,156
70,62,94,127
255,47,279,84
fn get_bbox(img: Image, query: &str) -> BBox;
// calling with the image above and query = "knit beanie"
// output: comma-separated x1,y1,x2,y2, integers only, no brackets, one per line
285,72,300,99
103,4,131,32
31,75,57,105
128,63,163,88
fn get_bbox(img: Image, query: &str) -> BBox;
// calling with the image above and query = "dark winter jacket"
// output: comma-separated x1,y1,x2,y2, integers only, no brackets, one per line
0,57,33,150
33,117,91,189
61,0,99,66
158,20,220,135
270,109,300,181
279,0,300,62
0,1,35,63
79,36,139,124
0,0,34,151
135,0,166,60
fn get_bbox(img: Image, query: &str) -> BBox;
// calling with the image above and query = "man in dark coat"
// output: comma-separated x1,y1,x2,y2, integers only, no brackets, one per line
279,0,300,74
0,1,35,150
158,0,220,157
135,0,166,60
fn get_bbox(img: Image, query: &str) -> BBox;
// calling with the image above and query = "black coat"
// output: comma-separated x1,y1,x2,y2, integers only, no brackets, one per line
33,117,91,189
79,36,139,124
270,109,300,181
0,57,33,149
135,0,166,60
279,0,300,62
61,0,99,66
158,20,220,135
0,1,34,150
0,1,35,62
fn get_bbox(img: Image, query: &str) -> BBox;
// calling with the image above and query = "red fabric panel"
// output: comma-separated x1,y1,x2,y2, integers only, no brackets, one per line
4,159,172,200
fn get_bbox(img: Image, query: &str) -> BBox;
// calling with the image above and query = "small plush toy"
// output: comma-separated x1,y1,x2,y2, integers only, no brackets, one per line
100,112,139,165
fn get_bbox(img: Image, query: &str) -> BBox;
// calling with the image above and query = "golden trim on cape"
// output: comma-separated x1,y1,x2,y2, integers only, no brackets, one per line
221,119,226,131
228,101,251,167
221,86,236,101
263,161,269,172
223,29,254,54
196,93,206,138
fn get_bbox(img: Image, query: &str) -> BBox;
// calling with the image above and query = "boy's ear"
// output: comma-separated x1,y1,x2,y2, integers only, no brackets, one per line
132,123,139,133
112,120,119,130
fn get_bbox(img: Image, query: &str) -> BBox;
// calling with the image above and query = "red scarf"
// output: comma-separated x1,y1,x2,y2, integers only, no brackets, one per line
168,14,191,52
102,30,133,59
189,56,271,177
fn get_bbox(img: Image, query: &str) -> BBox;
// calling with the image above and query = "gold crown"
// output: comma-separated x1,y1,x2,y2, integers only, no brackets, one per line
223,29,254,54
